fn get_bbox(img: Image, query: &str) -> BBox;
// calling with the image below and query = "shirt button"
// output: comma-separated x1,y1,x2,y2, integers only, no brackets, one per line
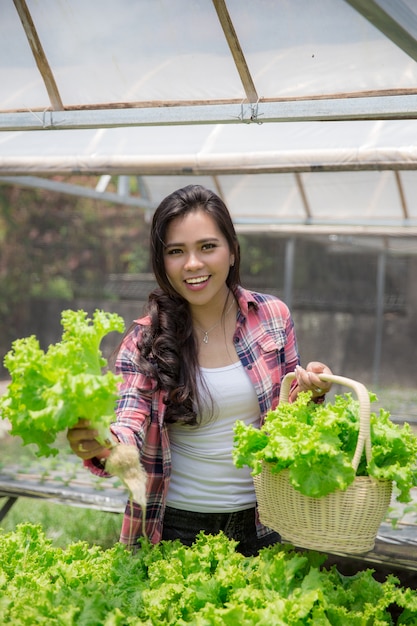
233,336,240,343
247,365,252,370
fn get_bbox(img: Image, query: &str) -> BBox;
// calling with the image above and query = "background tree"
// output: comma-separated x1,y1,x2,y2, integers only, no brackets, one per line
0,182,150,373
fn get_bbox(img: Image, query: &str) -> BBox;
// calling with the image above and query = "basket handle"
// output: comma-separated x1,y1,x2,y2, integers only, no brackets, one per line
279,372,371,472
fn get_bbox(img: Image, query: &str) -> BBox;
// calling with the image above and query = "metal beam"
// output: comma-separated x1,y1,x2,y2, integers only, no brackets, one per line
211,174,225,201
2,94,417,131
3,146,417,177
344,0,417,63
12,0,64,110
235,217,417,227
235,224,417,237
0,176,155,209
294,173,312,220
212,0,258,103
394,171,409,219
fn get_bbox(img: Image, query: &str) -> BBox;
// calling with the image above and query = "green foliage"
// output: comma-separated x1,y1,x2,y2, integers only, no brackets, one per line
0,523,416,624
0,309,125,456
233,392,417,501
0,499,122,549
31,276,74,299
0,183,150,375
239,234,281,279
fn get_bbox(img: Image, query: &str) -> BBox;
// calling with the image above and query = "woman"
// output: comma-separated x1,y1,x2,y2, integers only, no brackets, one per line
68,184,332,555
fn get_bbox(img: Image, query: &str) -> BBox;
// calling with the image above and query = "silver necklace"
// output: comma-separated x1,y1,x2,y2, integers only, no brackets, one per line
195,298,235,344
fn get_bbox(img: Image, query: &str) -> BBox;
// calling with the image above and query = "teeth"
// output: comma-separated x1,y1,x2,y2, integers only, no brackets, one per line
186,276,208,284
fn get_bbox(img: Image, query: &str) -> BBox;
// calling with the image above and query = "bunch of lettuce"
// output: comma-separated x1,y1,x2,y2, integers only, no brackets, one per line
233,391,417,502
1,523,417,624
0,309,125,456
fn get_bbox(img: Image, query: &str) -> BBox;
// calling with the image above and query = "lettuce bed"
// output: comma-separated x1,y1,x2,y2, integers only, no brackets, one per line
1,523,416,625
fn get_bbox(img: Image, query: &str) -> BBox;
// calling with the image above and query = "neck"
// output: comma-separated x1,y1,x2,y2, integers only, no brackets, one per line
192,292,235,343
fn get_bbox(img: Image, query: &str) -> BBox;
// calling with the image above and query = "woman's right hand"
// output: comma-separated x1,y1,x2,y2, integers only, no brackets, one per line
67,418,112,462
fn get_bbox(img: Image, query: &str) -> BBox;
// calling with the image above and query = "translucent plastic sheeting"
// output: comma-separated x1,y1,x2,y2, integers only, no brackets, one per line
3,0,417,113
225,0,417,98
2,1,417,236
2,119,417,169
1,0,242,110
1,119,417,233
137,171,417,228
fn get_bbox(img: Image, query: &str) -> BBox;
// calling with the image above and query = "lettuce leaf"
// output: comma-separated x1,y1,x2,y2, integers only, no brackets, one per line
0,309,125,456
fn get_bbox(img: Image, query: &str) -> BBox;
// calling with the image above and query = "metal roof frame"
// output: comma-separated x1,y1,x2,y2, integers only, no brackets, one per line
2,0,417,240
3,0,417,127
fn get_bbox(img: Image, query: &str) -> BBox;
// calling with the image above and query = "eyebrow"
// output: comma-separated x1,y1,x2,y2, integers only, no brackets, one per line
164,237,220,249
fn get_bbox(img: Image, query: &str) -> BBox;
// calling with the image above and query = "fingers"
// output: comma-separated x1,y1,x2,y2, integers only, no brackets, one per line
294,364,332,396
294,365,313,392
67,420,105,460
69,418,91,430
306,361,333,394
306,361,332,375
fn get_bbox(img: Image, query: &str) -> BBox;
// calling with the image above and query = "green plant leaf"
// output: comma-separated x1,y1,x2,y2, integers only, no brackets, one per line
0,309,125,456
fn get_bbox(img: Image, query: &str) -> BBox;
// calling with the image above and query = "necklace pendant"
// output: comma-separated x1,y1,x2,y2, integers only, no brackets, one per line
196,294,235,345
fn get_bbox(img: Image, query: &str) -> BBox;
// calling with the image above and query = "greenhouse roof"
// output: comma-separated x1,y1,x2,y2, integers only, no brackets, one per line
2,0,417,239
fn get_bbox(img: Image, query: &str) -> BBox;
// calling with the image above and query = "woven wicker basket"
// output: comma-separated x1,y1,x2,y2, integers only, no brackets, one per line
253,373,393,554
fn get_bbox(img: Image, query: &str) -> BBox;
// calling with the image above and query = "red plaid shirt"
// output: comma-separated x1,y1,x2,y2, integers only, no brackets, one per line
86,286,300,546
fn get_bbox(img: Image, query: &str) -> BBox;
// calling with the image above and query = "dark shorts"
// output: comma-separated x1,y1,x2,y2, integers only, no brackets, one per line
161,505,280,557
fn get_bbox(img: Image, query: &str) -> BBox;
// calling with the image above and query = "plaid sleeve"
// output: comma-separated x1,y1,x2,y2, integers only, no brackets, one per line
110,323,154,447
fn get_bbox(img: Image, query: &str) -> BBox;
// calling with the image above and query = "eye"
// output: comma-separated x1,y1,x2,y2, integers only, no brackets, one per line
202,242,216,251
166,247,183,255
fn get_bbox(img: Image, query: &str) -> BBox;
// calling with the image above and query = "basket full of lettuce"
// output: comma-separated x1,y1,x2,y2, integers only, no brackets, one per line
233,373,417,554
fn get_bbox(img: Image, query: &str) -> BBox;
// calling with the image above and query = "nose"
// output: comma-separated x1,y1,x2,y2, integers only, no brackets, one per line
184,251,203,271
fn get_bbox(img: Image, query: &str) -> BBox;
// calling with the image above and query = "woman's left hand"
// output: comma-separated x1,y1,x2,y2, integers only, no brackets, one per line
294,361,333,398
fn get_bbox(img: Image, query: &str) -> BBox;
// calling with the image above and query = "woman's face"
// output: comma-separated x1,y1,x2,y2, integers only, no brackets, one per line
163,209,235,309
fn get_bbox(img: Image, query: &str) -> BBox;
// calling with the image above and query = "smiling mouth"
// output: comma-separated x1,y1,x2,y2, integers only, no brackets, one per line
185,275,210,285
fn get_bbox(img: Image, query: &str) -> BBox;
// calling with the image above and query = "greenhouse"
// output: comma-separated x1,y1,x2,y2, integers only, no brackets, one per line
1,1,417,622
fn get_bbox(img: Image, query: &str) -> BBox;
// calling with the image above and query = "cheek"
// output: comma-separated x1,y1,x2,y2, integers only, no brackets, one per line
163,261,179,292
164,257,179,282
163,254,172,271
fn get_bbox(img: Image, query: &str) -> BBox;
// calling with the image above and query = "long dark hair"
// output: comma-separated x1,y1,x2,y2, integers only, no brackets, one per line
139,184,241,424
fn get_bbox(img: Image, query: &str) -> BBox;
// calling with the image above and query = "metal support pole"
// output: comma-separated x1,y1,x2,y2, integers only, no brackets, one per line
117,175,130,196
373,250,386,388
284,237,295,309
0,496,18,522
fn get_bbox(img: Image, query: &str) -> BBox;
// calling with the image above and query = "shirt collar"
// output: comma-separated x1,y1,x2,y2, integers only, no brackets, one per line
233,285,258,318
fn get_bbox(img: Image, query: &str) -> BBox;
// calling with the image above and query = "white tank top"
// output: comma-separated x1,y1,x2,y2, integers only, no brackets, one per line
166,361,260,512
